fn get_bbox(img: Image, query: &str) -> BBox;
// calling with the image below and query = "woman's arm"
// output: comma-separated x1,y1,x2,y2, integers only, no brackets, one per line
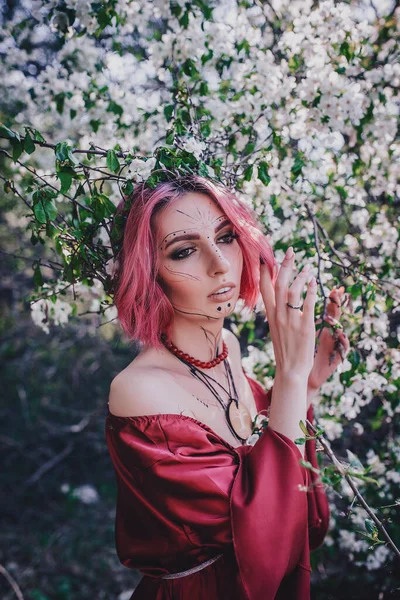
259,247,317,455
268,371,308,458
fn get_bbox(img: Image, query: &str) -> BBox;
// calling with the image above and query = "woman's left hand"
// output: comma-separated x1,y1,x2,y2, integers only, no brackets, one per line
307,285,351,397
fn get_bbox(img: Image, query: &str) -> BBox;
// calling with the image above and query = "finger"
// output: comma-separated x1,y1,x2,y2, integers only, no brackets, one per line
326,285,346,320
287,263,312,309
273,261,280,286
302,276,318,324
259,261,277,323
275,247,296,321
335,330,350,361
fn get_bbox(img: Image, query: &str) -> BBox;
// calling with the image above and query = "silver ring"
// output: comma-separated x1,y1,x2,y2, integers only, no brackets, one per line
286,302,302,310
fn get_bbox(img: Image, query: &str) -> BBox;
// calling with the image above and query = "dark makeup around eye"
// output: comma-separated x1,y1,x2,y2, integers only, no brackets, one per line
163,218,232,251
170,230,239,261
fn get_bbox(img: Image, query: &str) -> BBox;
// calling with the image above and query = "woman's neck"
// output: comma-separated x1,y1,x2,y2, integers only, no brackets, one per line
164,319,225,364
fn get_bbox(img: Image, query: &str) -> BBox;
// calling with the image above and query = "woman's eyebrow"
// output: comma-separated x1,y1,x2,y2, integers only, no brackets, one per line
163,218,231,249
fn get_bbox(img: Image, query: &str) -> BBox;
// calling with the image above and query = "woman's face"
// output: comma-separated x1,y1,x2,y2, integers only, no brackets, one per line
154,192,243,322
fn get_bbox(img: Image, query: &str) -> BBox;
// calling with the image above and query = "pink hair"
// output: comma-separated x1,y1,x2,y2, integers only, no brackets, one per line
112,175,277,350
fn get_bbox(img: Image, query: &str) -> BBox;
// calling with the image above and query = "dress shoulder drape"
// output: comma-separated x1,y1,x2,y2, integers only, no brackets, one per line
105,373,330,600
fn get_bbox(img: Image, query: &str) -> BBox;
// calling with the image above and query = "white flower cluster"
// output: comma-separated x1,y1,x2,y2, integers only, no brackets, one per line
358,544,391,571
60,483,99,504
181,137,206,160
126,157,157,182
31,295,73,335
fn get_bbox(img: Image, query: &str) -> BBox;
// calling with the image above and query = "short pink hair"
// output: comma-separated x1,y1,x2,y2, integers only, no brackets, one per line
112,175,277,350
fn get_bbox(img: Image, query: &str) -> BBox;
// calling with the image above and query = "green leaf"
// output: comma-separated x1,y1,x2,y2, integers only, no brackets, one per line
200,121,211,137
10,138,23,162
201,48,214,65
33,263,44,288
179,9,189,28
299,420,309,436
106,150,120,173
55,92,65,114
243,165,253,181
299,459,321,475
347,472,380,485
55,141,79,165
182,59,199,78
93,193,116,219
124,180,134,196
33,201,47,224
365,519,378,536
336,185,348,201
198,161,209,177
45,201,58,221
107,101,123,117
90,119,101,133
294,437,306,445
243,142,255,155
199,81,209,96
291,155,304,179
165,130,174,144
32,129,46,143
24,132,36,154
257,161,271,186
339,41,353,62
58,170,74,194
346,449,364,472
0,124,18,139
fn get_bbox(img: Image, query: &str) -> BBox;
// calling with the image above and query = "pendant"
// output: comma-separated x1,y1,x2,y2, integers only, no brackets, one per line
227,398,253,441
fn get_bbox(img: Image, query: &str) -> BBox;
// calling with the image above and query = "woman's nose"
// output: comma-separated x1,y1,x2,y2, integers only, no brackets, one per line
206,246,230,275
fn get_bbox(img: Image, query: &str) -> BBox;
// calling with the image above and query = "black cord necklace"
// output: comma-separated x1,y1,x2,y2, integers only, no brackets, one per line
168,351,252,444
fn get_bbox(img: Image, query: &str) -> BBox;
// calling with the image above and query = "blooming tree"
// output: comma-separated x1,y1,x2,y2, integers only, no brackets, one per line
0,0,399,593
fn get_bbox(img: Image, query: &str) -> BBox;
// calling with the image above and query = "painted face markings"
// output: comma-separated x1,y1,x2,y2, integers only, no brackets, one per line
157,197,241,323
155,193,244,360
164,265,201,281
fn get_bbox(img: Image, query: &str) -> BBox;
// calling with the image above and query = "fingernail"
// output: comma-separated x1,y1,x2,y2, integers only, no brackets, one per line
302,264,311,273
309,276,317,286
285,247,293,259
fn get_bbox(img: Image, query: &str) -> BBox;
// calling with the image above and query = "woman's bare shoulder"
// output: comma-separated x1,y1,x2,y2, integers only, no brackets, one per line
108,339,195,419
108,328,243,418
108,359,179,418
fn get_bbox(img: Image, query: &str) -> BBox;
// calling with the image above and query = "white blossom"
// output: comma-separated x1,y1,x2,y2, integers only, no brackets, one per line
364,545,391,570
71,484,99,504
181,137,206,160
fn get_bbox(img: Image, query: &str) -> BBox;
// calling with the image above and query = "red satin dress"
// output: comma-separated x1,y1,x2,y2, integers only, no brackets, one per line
105,373,330,600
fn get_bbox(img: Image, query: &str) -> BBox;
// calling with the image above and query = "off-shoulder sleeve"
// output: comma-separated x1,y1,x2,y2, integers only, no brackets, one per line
106,414,237,577
244,374,330,552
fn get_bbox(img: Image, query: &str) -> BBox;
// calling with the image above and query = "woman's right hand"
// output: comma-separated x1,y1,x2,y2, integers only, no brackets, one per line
260,246,318,381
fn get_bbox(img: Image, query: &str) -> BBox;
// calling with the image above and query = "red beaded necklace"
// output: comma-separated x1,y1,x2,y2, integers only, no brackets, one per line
161,334,253,443
163,338,228,369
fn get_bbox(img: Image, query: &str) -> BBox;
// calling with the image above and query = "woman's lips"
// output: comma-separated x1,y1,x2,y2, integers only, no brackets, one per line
208,287,235,302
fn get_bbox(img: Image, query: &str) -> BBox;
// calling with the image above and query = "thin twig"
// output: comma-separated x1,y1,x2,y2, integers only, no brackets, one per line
19,443,74,494
0,248,64,270
306,419,400,561
0,564,24,600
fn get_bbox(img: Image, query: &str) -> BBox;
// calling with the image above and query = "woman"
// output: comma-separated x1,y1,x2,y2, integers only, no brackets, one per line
106,175,347,599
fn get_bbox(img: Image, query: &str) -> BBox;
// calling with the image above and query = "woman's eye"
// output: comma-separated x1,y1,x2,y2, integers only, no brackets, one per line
170,231,238,261
219,232,238,244
171,247,195,261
